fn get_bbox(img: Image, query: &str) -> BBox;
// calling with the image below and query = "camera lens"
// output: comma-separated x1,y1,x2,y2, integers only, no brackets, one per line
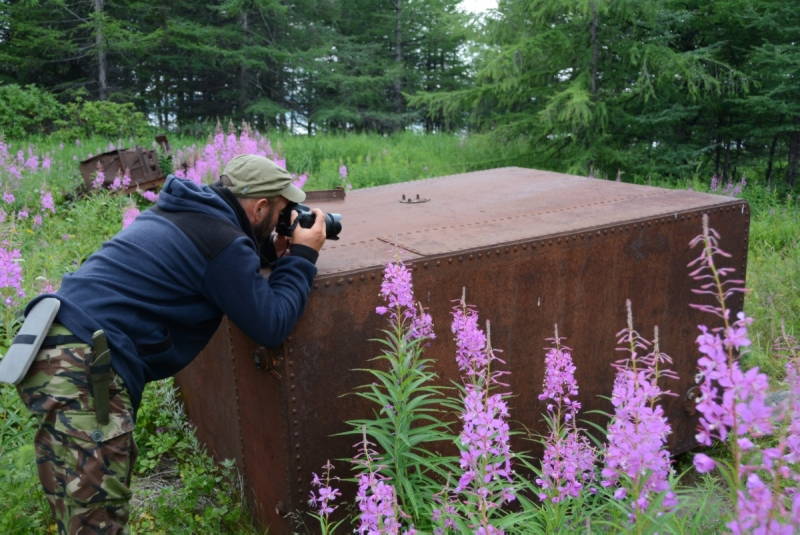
276,203,342,240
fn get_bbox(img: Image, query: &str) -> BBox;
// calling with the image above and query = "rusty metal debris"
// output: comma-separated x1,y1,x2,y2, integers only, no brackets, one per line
175,166,750,533
79,136,169,193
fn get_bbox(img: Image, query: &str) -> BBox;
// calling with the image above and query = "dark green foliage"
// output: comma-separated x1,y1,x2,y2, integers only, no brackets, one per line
56,98,151,140
0,0,469,134
412,0,800,190
0,84,64,138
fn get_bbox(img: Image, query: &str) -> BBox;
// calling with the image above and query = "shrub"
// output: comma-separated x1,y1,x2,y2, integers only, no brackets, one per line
56,98,151,140
0,84,64,139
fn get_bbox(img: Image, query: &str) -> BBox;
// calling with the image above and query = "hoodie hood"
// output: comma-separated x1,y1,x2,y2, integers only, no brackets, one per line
157,175,238,227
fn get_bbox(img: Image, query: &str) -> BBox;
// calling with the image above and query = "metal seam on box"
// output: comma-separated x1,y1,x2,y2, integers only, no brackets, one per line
315,201,747,282
226,318,246,472
285,340,303,496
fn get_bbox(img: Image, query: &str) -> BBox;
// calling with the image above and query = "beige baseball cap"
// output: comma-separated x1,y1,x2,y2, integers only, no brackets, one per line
221,154,306,202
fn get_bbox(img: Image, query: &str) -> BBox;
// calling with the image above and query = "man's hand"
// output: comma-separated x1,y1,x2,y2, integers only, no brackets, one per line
290,208,326,252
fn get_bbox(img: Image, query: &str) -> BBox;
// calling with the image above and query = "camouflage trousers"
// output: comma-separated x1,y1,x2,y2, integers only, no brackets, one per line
16,326,137,535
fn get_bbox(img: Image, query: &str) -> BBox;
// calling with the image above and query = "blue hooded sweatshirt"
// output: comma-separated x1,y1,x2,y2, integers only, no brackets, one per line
26,176,317,411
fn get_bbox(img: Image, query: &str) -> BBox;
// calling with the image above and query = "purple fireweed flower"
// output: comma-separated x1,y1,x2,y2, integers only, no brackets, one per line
176,126,280,184
688,215,800,532
293,173,308,189
451,302,487,379
376,262,435,340
17,208,28,220
122,206,140,228
536,326,596,502
339,164,348,179
431,486,458,534
40,190,55,213
693,453,716,473
122,168,132,188
32,214,42,226
449,299,514,533
92,170,106,189
140,190,159,203
110,175,123,191
0,246,25,306
2,191,14,204
690,216,772,448
537,430,596,502
601,301,676,514
42,156,51,170
729,473,795,535
308,460,341,517
352,430,415,535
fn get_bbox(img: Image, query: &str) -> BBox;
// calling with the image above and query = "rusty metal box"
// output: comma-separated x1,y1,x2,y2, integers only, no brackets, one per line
175,167,749,533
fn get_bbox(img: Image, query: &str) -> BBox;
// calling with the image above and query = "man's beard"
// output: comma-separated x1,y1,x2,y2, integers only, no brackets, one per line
252,203,276,243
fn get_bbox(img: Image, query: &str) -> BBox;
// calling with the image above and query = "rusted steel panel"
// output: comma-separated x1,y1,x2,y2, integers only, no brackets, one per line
176,167,749,533
79,148,163,192
174,320,242,465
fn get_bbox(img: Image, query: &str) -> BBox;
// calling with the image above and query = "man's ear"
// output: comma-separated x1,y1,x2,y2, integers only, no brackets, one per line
255,198,271,219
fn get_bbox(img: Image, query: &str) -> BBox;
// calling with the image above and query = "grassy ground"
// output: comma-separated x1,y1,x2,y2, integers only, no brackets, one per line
0,131,798,533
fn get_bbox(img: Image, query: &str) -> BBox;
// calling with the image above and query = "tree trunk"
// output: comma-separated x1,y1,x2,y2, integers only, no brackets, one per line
393,0,404,125
239,7,249,117
587,1,599,176
589,1,599,98
94,0,107,100
787,122,800,188
765,134,778,185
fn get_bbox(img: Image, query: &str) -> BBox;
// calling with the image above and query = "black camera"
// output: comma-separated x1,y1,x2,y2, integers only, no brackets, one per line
276,202,342,240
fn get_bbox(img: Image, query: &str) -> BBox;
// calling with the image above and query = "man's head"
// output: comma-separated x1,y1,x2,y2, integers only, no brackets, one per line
221,154,305,241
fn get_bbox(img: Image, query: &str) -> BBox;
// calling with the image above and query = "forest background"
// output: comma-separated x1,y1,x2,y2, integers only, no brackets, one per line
1,0,799,187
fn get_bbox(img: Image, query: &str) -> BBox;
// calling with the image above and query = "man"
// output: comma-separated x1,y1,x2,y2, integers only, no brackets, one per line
14,154,326,534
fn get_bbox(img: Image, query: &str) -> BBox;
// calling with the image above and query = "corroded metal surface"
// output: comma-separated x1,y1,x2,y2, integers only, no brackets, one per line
176,167,749,534
79,148,163,192
174,320,242,465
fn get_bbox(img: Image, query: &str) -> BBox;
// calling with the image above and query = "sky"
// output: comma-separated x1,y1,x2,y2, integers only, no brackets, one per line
459,0,498,14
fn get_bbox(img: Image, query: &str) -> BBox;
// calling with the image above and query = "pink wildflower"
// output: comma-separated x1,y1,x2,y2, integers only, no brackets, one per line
339,164,348,179
42,156,52,169
0,246,25,306
17,208,28,219
2,191,14,204
601,302,676,514
140,190,159,203
293,173,308,189
536,326,596,502
33,214,43,226
693,453,716,473
449,298,514,533
122,206,140,228
376,262,435,340
40,190,55,213
308,460,341,517
92,170,106,189
352,430,415,535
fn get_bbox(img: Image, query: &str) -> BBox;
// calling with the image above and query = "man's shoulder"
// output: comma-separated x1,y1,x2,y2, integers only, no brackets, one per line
149,207,252,260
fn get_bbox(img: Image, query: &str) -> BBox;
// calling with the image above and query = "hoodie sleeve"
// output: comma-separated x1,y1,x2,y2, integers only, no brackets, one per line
202,236,317,347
